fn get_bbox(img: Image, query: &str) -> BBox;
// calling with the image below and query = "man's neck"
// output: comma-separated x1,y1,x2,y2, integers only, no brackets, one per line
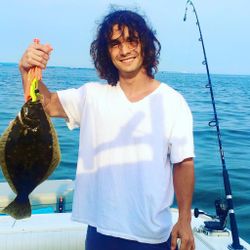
118,71,160,102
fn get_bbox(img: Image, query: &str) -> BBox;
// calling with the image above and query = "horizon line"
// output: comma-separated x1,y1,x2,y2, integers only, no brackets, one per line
1,62,249,77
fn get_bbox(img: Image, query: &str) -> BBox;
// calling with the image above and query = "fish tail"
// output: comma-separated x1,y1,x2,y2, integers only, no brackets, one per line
1,196,31,219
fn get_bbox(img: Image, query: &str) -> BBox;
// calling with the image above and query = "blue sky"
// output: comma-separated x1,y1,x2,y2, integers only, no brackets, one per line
1,0,250,75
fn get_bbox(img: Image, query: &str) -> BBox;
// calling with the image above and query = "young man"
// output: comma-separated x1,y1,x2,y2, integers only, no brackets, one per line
19,9,195,250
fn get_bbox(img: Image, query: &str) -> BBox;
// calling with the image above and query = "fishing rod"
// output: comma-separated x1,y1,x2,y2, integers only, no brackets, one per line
183,1,245,249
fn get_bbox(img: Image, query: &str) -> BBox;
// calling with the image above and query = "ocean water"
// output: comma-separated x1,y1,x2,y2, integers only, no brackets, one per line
0,63,249,242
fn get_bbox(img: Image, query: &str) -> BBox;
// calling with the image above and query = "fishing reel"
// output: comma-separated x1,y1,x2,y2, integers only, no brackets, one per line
194,198,229,231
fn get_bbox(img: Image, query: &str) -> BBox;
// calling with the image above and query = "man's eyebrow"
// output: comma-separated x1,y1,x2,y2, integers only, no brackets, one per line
109,38,120,42
110,35,138,41
108,38,121,45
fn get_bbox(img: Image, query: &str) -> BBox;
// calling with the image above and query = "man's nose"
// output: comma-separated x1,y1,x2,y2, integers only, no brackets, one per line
119,42,131,55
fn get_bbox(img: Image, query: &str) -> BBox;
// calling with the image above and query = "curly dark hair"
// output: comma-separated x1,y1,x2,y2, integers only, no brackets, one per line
90,9,161,85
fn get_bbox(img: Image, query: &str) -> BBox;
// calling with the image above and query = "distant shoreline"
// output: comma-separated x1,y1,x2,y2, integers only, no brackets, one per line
1,62,250,77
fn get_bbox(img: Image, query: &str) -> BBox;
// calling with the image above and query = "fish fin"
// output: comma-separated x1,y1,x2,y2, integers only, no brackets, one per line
38,114,61,184
1,196,31,220
0,121,18,194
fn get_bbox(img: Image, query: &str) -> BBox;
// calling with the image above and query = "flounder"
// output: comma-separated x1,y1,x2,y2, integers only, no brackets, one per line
0,99,60,219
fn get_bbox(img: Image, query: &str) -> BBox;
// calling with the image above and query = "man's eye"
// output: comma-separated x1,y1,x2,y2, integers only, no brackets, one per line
127,38,134,42
127,38,139,47
109,41,120,48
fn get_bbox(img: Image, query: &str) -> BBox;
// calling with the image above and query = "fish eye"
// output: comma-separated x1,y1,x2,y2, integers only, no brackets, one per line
24,107,29,116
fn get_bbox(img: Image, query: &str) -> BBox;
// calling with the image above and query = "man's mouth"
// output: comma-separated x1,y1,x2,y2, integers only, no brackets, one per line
119,57,136,63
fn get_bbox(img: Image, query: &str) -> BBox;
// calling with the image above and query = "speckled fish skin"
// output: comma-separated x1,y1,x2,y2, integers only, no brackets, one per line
0,99,61,219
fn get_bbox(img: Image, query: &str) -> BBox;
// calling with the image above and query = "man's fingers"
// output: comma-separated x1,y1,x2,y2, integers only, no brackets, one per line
30,46,51,60
179,237,195,250
31,43,53,54
31,53,49,69
44,43,53,53
171,233,178,250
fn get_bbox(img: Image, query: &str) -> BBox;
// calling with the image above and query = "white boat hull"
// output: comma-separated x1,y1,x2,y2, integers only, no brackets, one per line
0,180,249,250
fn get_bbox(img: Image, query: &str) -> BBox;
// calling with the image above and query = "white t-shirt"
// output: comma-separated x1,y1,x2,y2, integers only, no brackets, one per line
57,82,194,244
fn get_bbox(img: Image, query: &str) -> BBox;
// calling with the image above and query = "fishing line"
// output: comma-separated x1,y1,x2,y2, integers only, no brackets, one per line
11,219,16,228
183,1,245,249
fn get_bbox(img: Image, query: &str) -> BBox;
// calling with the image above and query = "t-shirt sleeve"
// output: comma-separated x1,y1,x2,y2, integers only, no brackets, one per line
169,94,195,164
57,85,87,130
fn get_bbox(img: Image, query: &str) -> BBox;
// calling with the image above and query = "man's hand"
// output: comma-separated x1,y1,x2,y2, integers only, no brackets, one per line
171,219,195,250
19,41,53,103
19,42,53,75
